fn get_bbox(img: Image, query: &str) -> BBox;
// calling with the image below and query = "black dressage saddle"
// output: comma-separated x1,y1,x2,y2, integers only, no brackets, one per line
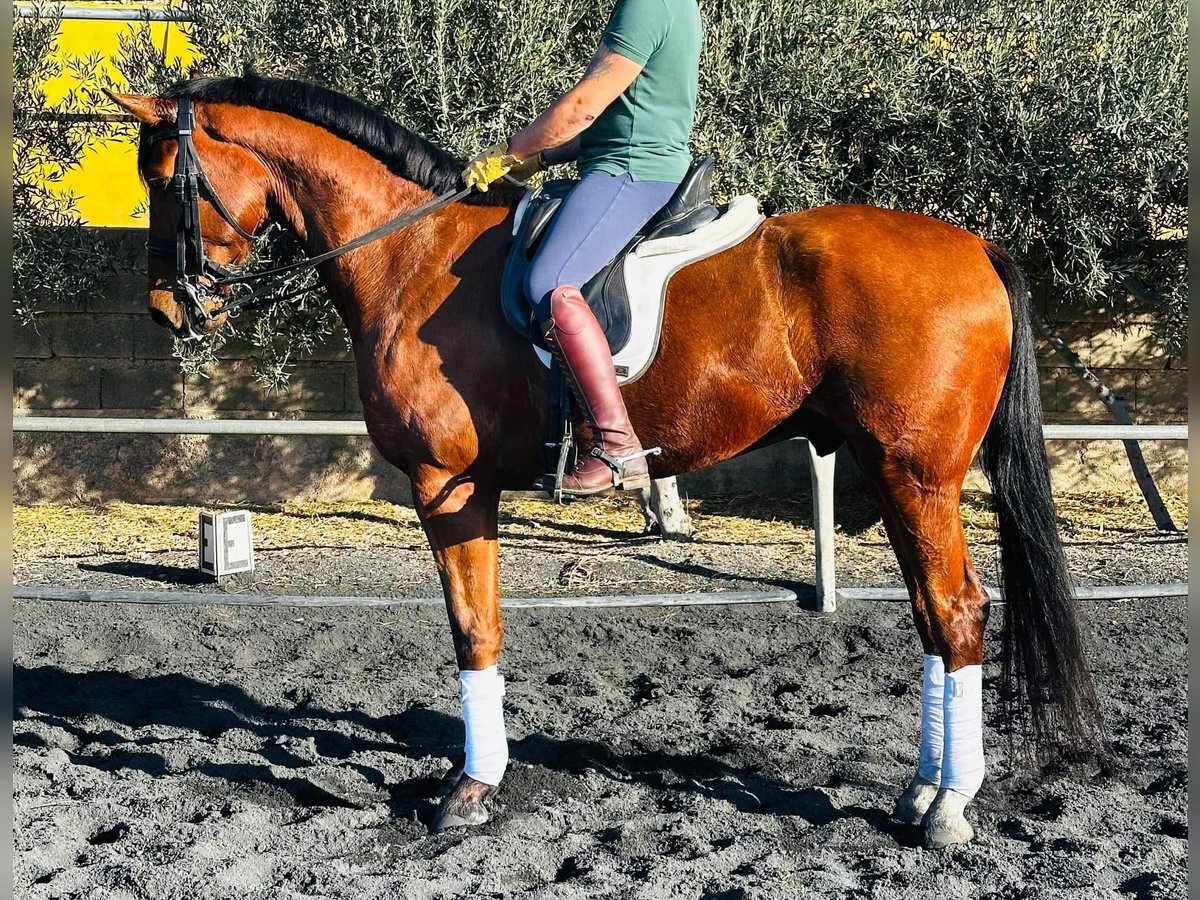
500,154,719,355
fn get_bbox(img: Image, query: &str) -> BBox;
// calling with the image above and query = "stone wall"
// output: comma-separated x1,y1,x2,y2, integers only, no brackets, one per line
13,234,1187,504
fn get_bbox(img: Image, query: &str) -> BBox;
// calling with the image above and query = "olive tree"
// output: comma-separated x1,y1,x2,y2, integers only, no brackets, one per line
17,0,1185,382
13,6,130,325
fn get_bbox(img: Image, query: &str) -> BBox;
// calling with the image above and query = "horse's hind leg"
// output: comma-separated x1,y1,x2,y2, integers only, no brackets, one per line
862,451,990,848
871,498,943,826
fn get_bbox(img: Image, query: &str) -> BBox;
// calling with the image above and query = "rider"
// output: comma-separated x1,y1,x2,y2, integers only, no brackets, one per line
463,0,702,496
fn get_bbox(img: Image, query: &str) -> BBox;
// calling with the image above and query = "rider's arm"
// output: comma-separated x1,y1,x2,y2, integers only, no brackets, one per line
541,135,583,167
506,44,643,161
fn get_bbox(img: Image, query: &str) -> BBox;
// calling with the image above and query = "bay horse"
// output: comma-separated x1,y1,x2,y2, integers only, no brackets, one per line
106,76,1097,848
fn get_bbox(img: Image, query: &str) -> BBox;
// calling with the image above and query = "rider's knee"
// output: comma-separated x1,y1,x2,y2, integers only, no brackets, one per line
547,285,591,334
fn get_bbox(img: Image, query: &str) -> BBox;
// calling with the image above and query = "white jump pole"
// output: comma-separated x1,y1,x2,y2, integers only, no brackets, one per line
13,418,1187,441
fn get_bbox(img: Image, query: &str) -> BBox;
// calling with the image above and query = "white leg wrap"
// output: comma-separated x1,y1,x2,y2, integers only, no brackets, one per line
940,664,985,798
917,654,945,784
459,665,508,786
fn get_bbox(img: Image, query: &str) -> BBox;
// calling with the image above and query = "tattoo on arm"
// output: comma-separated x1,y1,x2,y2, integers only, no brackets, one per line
573,43,642,123
508,43,640,157
583,45,619,81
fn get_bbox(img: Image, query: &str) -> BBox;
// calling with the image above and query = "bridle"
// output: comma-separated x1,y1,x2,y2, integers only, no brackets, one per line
145,94,472,338
145,95,257,337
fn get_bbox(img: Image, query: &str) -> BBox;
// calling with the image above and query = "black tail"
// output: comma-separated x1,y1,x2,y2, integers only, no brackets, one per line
978,243,1100,756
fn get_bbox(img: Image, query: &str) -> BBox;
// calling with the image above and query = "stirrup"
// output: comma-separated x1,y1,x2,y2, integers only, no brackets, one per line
590,445,662,490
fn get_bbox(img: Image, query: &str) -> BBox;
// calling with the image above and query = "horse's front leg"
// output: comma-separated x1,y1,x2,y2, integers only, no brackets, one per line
412,471,507,831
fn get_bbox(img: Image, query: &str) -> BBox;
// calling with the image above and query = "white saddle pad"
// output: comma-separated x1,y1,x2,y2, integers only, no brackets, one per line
534,195,765,384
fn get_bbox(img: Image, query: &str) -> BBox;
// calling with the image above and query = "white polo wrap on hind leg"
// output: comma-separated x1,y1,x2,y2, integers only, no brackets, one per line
918,654,945,784
940,664,985,798
459,665,508,786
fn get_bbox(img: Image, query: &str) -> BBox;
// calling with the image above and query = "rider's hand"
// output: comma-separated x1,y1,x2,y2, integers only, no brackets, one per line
463,142,520,192
506,152,544,183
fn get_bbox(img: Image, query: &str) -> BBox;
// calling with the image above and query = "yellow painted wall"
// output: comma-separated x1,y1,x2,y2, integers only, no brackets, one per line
37,4,201,227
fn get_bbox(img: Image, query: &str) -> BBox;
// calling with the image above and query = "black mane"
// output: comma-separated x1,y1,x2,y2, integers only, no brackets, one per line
165,76,521,207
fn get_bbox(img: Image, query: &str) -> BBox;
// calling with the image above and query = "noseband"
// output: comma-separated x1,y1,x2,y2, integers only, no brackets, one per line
144,94,472,338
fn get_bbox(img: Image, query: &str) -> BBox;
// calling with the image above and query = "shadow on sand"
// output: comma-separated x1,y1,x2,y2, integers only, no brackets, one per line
78,560,210,586
14,665,919,844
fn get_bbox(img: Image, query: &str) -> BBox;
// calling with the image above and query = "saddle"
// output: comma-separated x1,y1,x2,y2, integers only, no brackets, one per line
500,155,764,384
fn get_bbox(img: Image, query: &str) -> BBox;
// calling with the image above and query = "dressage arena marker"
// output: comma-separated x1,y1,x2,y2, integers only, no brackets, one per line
197,510,255,578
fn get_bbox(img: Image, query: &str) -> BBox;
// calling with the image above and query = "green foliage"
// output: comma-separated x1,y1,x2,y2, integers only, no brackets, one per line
22,0,1187,383
13,5,131,325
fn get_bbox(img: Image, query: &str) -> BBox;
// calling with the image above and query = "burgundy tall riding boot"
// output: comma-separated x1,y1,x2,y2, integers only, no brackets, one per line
542,285,654,496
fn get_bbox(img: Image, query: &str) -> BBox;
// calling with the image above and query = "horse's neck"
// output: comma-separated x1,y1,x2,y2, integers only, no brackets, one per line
263,154,430,332
247,120,497,338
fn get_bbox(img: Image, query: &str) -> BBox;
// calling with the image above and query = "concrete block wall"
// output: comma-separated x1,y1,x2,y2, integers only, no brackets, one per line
13,236,1188,503
1035,289,1187,425
13,237,391,504
1021,289,1188,499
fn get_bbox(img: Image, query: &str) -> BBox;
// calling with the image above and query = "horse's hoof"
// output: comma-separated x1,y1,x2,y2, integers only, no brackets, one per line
893,774,940,825
430,772,497,832
922,788,975,848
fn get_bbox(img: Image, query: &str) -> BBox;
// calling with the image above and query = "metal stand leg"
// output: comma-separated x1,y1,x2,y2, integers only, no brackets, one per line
647,477,695,541
807,440,837,612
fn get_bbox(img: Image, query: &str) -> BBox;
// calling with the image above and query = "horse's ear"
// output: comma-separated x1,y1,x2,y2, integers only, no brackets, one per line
103,89,177,125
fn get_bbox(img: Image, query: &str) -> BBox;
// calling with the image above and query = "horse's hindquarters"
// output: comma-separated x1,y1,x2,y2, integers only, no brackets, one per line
620,226,819,475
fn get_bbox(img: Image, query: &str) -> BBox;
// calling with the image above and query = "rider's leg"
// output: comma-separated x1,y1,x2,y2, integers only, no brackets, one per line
544,283,649,492
525,171,678,494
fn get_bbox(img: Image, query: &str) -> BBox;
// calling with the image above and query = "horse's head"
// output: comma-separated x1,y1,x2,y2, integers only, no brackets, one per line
106,89,271,338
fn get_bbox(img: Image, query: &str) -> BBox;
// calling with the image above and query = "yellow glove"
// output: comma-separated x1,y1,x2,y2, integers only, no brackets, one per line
463,142,518,192
506,152,544,183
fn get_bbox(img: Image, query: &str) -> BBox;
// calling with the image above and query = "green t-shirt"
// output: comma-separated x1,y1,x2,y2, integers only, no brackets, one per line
578,0,702,183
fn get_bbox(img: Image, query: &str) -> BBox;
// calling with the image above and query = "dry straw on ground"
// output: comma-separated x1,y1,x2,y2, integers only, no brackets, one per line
13,488,1187,562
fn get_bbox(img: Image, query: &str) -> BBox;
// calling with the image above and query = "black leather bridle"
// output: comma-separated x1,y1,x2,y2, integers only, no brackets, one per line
145,95,259,337
145,94,472,338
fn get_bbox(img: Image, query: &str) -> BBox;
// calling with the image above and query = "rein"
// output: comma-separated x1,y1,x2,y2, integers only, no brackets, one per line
199,184,471,317
146,95,473,335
